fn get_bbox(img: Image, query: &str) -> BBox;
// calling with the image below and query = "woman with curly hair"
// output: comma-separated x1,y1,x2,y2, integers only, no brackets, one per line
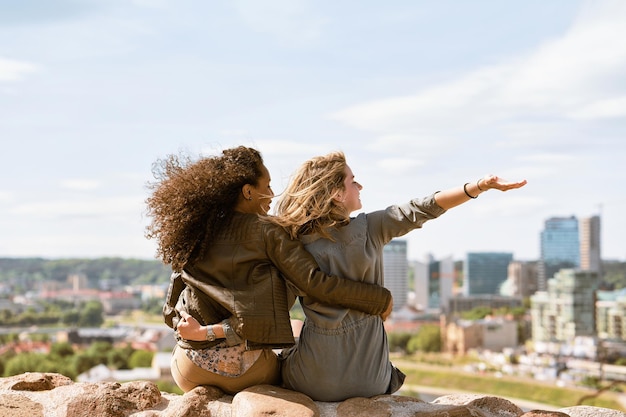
270,151,527,401
145,146,392,394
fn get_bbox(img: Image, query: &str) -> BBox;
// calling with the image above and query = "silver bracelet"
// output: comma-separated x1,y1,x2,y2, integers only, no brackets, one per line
206,325,216,341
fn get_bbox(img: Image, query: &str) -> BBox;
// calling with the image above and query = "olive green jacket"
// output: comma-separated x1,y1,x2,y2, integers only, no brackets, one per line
163,212,392,350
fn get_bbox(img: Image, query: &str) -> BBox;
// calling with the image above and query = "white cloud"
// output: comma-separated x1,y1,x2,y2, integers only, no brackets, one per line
568,96,626,120
330,0,626,133
0,57,38,81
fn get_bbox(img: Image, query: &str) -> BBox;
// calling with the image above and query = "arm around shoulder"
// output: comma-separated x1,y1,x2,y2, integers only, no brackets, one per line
265,222,392,315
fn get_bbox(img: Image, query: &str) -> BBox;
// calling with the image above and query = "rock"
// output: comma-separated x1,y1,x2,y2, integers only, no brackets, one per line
0,373,624,417
558,405,626,417
232,384,319,417
520,411,570,417
0,393,44,417
433,393,523,417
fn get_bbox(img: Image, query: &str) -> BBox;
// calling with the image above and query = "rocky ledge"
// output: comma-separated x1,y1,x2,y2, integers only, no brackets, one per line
0,372,624,417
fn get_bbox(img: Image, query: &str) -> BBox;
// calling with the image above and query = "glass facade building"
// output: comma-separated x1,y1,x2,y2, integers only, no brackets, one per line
463,252,513,296
538,216,580,291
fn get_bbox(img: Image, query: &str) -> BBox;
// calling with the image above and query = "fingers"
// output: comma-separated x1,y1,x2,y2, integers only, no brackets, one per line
179,311,191,320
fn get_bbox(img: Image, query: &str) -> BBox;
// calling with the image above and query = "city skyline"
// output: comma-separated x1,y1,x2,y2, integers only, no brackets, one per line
1,1,625,262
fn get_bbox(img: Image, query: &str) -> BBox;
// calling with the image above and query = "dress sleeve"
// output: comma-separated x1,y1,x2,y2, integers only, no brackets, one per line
368,193,447,246
263,223,392,315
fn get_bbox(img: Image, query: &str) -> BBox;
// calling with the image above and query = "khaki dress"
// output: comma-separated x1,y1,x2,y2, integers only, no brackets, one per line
280,194,445,401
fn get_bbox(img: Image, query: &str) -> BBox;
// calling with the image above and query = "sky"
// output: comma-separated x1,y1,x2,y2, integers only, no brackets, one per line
1,0,625,264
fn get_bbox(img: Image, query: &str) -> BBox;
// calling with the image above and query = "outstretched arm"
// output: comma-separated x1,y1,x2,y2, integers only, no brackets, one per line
434,175,527,211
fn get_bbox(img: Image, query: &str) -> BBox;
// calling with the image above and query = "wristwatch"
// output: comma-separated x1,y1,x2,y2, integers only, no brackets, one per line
206,325,216,341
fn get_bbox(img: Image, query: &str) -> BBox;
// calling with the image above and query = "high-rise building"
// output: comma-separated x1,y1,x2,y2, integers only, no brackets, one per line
430,255,454,312
463,252,513,296
412,254,454,313
596,288,626,342
579,215,602,276
530,269,599,347
383,239,408,311
500,261,538,298
411,259,428,310
538,216,580,291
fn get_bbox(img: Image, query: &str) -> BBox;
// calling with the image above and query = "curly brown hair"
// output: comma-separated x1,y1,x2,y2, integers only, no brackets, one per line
145,146,264,271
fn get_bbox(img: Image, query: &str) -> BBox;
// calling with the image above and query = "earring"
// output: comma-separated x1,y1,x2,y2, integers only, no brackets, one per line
248,196,253,200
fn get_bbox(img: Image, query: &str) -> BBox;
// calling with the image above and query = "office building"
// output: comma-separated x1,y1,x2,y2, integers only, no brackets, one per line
412,254,454,313
530,269,598,347
580,215,602,276
538,216,580,291
431,255,454,312
596,288,626,342
500,261,538,298
383,239,408,311
412,260,428,310
463,252,513,296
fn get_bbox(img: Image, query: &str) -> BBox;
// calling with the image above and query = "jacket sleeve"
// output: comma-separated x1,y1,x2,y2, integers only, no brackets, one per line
163,271,185,330
263,223,392,315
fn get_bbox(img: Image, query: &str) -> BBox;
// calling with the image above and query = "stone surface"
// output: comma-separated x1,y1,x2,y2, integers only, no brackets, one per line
0,372,623,417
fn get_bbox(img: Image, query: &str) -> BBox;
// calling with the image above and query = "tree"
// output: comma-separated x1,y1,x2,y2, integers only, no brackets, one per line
108,344,135,370
387,331,412,353
407,324,441,353
50,342,74,359
461,306,492,320
79,301,104,327
4,353,47,376
128,350,154,368
61,310,80,326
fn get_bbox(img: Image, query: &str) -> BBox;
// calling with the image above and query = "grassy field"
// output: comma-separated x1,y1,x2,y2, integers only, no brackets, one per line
393,356,626,412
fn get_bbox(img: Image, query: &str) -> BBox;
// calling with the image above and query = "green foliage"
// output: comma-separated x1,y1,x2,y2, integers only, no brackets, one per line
398,361,625,411
0,299,107,328
142,297,165,315
581,375,602,389
79,301,104,327
387,331,412,353
0,257,171,287
128,350,154,368
0,341,151,379
460,306,492,320
4,352,48,376
156,379,183,395
108,344,135,370
407,324,441,353
602,260,626,289
289,299,304,321
50,342,74,359
71,353,98,376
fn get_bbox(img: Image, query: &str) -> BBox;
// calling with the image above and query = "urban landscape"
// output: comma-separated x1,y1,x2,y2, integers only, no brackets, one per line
0,213,625,411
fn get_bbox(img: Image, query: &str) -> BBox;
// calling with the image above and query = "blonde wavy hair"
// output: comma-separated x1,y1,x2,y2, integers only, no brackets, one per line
270,151,350,240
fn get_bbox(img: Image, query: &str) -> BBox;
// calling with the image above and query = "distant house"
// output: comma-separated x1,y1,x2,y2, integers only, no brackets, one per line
442,316,518,355
57,327,133,346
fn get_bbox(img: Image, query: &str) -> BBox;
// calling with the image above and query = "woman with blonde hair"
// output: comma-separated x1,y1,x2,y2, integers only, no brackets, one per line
271,151,527,401
145,146,392,394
